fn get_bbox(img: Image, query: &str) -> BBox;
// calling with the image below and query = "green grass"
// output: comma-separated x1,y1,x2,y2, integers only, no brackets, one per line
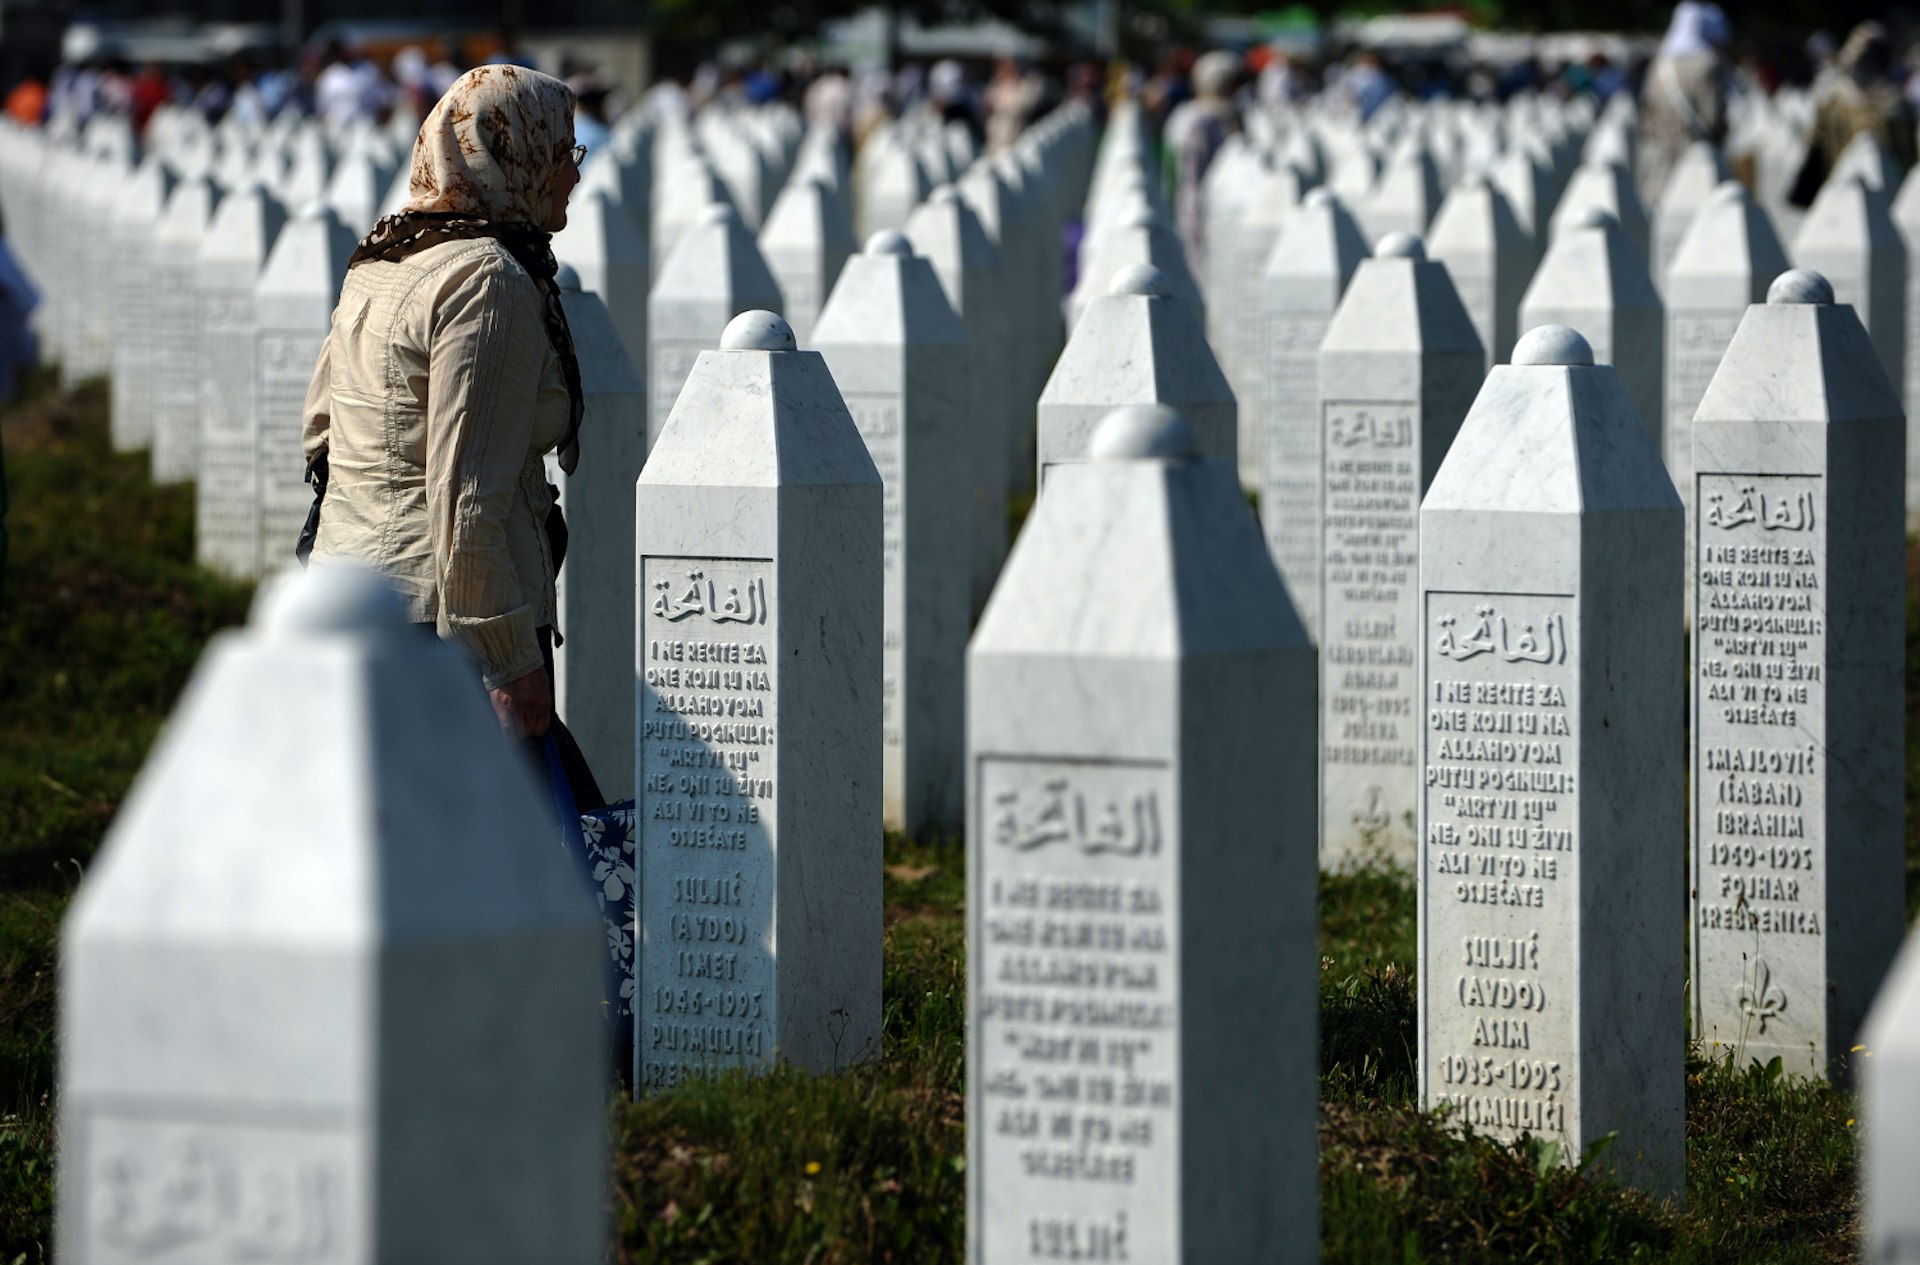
0,373,1889,1263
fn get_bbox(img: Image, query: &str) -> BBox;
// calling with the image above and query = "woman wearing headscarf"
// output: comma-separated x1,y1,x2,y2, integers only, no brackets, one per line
299,63,602,805
1795,21,1918,203
1637,1,1731,206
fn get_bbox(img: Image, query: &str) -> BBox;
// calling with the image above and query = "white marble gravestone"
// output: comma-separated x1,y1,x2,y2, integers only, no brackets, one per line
758,175,857,348
554,184,650,375
646,202,784,447
1426,174,1530,369
860,135,931,239
1224,160,1310,475
1793,174,1907,407
109,155,177,453
1888,166,1920,504
1038,263,1235,484
321,143,388,235
1689,270,1906,1079
1862,929,1920,1258
1363,141,1442,244
57,565,607,1264
1519,207,1665,454
255,203,358,570
150,175,222,484
195,180,288,578
650,154,734,290
546,265,648,800
1651,140,1729,291
1665,181,1790,560
635,311,881,1090
959,159,1041,483
1550,160,1652,263
967,404,1316,1265
812,232,970,836
1488,144,1553,262
1261,188,1371,646
1419,322,1684,1196
904,186,1012,613
1320,233,1484,869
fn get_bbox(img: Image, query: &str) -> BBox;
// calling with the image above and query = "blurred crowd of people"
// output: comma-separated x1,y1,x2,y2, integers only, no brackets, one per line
8,7,1920,222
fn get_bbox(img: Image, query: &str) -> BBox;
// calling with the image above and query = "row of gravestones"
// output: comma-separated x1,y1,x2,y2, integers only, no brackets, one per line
0,92,1096,785
22,84,1920,1258
53,282,1920,1259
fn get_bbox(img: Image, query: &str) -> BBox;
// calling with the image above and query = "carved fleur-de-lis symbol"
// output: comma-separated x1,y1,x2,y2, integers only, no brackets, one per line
1736,958,1788,1034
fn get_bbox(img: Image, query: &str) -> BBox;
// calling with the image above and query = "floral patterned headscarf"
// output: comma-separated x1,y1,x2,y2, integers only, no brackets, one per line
348,64,583,477
402,63,575,222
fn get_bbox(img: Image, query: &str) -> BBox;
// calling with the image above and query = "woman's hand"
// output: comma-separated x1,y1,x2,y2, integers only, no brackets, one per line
490,667,553,740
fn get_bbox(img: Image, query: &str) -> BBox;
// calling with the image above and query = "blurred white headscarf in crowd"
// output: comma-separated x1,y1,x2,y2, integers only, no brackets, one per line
1661,2,1730,59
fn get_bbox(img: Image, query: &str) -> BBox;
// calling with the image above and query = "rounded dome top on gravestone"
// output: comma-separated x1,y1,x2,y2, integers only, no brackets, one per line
1375,232,1426,260
864,229,912,256
1768,268,1835,305
1089,404,1200,462
254,562,410,636
698,201,738,225
297,199,329,219
1709,179,1747,205
1303,187,1337,209
1512,323,1595,366
555,262,582,291
930,184,960,206
720,309,797,351
1569,206,1619,231
1110,263,1170,297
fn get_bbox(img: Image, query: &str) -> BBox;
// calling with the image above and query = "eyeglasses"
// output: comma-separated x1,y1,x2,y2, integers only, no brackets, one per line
567,143,587,168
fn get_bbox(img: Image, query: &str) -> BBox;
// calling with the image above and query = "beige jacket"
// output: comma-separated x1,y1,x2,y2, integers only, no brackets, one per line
302,237,570,689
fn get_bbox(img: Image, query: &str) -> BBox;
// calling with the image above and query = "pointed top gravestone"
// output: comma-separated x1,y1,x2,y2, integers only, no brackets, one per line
1689,269,1905,1080
1665,180,1791,553
1652,140,1730,290
1519,206,1666,455
1363,141,1442,244
1426,174,1529,369
905,186,1014,613
647,202,785,446
255,201,359,567
554,183,650,375
1863,928,1920,1258
1319,231,1484,869
1225,160,1312,479
636,309,882,1090
150,175,223,485
860,136,931,239
1893,166,1920,517
109,154,178,453
1550,160,1652,263
1038,263,1236,484
1831,130,1899,198
1795,172,1909,418
546,264,647,797
758,175,857,348
57,566,608,1263
196,179,289,578
651,155,734,287
1420,322,1684,1196
1261,187,1371,644
812,232,970,835
968,403,1316,1265
1488,143,1552,258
